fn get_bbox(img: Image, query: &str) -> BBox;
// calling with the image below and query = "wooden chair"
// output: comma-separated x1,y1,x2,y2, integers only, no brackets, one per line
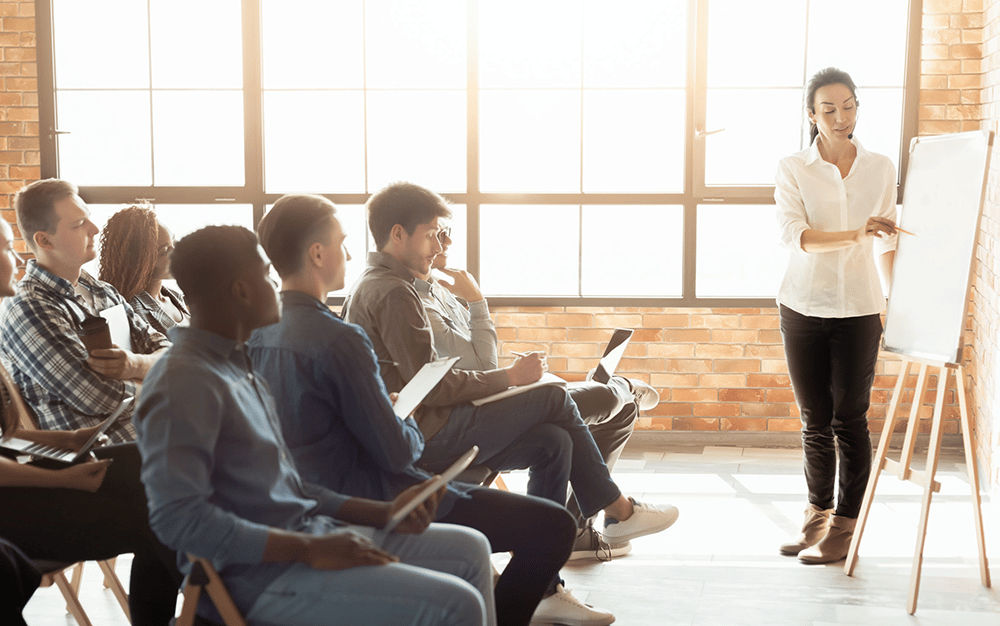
32,558,130,626
8,370,132,624
175,555,247,626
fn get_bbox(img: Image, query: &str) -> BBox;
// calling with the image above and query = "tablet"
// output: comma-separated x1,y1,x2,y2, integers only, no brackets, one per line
381,445,479,536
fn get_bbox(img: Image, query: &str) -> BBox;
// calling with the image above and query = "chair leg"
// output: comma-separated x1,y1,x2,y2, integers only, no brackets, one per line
176,575,204,626
66,562,85,614
98,558,132,623
102,556,117,588
52,569,93,626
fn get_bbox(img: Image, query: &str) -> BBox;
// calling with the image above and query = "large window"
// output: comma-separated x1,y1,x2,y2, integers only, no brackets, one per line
38,0,921,305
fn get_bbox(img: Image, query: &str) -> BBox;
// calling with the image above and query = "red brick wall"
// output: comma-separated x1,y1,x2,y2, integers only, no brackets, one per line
0,1,36,254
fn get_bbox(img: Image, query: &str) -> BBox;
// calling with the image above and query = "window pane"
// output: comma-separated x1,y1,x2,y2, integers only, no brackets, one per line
583,90,685,193
154,204,253,237
53,0,149,89
152,91,244,186
851,88,904,176
806,0,909,86
480,206,578,296
480,91,581,193
149,0,242,89
479,0,581,88
56,91,152,186
263,91,366,193
707,0,806,88
328,204,368,294
696,205,787,297
582,206,682,297
582,0,686,88
85,204,253,278
365,0,466,89
261,0,364,89
704,89,802,186
366,91,466,193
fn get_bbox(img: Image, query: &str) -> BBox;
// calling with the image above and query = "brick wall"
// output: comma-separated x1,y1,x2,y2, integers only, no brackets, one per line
975,0,1000,494
0,1,35,252
0,2,996,490
493,307,970,437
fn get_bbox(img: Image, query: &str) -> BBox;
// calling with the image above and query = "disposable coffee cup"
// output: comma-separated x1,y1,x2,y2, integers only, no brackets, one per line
79,316,112,353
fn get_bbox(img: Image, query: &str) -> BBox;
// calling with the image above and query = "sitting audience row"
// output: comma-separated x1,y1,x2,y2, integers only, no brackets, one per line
0,178,679,626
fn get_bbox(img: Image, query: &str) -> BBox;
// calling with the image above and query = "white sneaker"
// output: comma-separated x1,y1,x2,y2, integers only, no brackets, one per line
567,526,632,561
601,498,679,543
531,584,615,626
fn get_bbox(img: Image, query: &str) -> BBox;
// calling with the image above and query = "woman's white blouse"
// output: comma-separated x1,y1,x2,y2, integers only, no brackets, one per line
775,137,897,318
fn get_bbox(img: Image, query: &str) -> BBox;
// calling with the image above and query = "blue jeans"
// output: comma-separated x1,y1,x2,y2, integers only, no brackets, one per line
421,385,622,518
241,524,495,626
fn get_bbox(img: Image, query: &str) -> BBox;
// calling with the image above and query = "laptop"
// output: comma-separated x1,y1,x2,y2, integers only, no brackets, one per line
1,396,135,464
590,328,634,384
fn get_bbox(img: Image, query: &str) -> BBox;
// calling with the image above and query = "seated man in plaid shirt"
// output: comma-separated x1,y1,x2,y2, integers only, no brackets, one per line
0,179,170,442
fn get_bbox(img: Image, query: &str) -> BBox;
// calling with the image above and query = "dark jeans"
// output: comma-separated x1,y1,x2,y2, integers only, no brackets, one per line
0,537,39,626
0,443,183,626
779,305,882,518
564,378,638,527
421,385,622,519
440,488,575,626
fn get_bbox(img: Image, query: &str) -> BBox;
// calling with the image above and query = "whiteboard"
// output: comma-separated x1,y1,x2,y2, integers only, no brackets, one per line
882,130,992,364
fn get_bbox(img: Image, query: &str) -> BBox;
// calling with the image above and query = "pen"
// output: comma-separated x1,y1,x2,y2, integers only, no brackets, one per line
511,351,545,357
378,359,399,367
895,226,916,236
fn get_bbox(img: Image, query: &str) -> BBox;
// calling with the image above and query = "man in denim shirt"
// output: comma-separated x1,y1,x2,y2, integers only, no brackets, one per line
136,225,495,626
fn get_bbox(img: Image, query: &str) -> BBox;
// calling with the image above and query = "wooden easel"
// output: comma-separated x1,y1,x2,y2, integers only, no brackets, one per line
844,355,991,614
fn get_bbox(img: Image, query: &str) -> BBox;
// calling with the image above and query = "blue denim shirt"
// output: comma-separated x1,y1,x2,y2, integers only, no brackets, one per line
248,291,467,517
135,325,351,591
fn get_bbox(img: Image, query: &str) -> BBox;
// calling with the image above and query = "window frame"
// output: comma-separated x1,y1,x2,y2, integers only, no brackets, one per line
35,0,924,307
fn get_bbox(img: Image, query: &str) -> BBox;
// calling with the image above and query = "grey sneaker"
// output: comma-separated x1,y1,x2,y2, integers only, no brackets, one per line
568,526,632,561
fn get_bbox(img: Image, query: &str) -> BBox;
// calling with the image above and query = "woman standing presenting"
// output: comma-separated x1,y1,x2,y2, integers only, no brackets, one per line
775,67,899,564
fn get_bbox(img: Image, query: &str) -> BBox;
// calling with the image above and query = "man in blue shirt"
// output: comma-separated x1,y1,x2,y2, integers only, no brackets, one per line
135,225,495,626
249,195,597,626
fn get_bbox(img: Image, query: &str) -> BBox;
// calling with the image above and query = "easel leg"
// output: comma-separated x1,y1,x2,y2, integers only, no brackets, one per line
907,367,949,614
955,367,991,588
846,359,910,576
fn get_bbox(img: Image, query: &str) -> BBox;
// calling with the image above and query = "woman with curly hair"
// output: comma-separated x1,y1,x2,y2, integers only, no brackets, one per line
99,205,189,335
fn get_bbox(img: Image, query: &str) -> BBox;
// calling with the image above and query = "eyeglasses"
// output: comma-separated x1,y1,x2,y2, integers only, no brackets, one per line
437,227,452,243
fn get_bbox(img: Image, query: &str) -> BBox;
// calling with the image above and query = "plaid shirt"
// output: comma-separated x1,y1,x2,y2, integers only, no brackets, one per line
0,260,171,442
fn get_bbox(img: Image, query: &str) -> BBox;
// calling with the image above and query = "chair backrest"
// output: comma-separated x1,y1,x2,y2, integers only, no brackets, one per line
175,555,248,626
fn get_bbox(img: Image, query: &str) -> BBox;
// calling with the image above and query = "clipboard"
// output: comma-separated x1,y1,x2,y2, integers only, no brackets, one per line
392,356,460,419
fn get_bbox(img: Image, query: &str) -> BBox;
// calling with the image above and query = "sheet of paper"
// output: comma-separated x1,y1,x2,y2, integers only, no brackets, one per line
99,303,133,352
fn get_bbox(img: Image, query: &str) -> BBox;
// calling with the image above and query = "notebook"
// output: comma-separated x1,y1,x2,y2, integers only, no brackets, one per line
590,328,634,384
1,396,134,464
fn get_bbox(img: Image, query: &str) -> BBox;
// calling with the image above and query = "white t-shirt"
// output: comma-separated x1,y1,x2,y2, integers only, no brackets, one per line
775,137,897,318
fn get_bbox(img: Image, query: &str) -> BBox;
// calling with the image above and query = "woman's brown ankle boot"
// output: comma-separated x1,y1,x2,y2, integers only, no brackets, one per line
779,503,834,555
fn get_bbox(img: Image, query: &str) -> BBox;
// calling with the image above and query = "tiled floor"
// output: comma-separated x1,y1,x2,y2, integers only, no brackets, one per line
23,442,1000,625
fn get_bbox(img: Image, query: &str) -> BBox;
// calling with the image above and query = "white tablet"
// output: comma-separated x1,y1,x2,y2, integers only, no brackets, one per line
380,445,479,536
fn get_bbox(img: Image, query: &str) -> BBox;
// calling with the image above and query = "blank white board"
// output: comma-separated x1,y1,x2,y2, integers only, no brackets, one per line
882,130,993,364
